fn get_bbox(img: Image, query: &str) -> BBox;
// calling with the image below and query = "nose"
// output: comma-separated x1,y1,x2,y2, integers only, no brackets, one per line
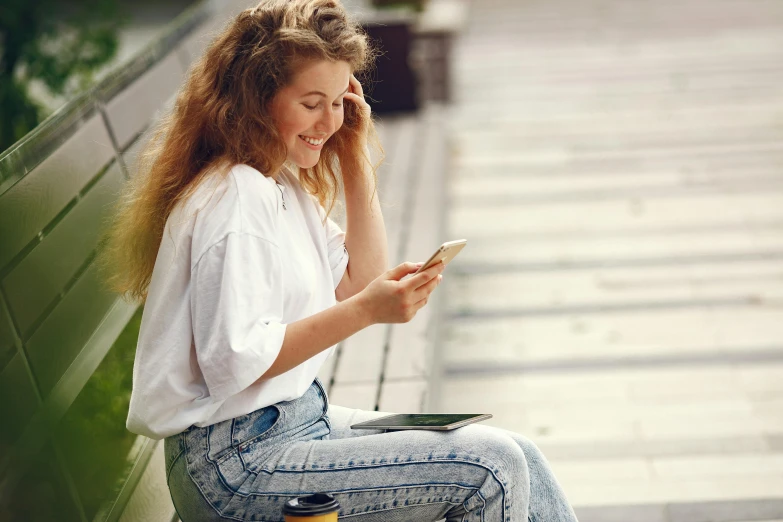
316,108,335,135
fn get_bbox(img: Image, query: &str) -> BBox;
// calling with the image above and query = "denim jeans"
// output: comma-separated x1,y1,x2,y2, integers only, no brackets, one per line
164,378,577,521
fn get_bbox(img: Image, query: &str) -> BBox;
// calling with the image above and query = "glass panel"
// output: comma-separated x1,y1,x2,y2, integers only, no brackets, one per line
56,306,143,520
2,444,83,522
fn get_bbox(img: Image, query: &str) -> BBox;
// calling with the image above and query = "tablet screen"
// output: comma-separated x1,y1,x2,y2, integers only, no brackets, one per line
351,413,491,430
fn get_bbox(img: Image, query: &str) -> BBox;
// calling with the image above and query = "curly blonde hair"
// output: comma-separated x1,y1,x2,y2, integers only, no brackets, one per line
99,0,379,304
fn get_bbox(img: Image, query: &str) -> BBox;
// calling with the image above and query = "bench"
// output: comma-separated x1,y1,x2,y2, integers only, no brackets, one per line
0,2,452,521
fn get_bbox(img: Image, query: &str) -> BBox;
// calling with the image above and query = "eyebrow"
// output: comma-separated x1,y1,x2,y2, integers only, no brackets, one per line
302,85,350,98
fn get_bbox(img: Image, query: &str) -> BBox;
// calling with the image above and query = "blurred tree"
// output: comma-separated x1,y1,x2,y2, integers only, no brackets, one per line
0,0,126,151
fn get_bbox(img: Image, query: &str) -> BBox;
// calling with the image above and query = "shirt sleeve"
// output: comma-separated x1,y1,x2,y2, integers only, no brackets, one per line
190,232,287,402
324,215,349,289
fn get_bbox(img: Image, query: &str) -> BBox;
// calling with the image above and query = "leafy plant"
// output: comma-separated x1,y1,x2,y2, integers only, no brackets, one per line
0,0,126,151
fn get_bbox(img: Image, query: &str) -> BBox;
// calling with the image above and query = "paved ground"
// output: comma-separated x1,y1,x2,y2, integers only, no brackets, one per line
432,0,783,517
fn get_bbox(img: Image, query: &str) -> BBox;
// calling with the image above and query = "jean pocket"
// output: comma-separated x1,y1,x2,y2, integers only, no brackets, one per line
231,404,281,448
313,377,329,417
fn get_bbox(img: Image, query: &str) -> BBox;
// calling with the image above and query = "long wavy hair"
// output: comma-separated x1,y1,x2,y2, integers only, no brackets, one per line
99,0,380,304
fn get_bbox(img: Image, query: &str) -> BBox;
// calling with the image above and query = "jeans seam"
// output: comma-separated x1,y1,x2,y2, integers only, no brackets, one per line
252,457,509,489
183,432,241,521
166,447,185,483
337,498,465,519
313,377,329,411
219,471,476,498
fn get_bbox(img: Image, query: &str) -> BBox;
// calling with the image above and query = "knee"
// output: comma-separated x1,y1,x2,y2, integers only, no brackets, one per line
509,432,544,460
508,433,549,468
464,427,531,493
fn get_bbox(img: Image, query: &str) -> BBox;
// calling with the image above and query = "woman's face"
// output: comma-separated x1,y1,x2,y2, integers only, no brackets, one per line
269,59,351,170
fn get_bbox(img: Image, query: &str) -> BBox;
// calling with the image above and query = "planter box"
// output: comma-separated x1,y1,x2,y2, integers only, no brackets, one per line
359,0,468,113
361,11,420,114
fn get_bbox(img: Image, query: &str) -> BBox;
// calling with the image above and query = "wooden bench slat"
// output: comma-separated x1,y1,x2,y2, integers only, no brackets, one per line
25,260,121,396
0,114,115,270
380,117,421,265
316,346,339,389
329,382,378,411
104,51,186,151
3,162,125,338
385,106,447,380
333,324,387,385
378,379,429,413
385,307,434,380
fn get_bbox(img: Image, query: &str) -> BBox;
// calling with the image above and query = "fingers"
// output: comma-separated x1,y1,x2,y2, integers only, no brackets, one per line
413,272,442,302
344,92,371,114
349,74,364,98
387,261,423,281
404,261,445,290
412,284,436,310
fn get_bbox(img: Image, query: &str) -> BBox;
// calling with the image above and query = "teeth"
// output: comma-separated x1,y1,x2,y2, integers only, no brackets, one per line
301,136,323,146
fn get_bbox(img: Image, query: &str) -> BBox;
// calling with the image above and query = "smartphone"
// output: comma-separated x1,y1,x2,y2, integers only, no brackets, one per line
414,239,467,274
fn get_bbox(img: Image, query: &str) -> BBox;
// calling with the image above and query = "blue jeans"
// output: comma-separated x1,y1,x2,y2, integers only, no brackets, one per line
165,379,577,521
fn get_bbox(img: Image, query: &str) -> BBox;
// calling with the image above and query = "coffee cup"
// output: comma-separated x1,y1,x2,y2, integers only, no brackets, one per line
282,493,340,521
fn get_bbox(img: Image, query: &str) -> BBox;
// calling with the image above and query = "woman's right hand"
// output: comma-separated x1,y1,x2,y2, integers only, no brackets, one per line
357,262,445,324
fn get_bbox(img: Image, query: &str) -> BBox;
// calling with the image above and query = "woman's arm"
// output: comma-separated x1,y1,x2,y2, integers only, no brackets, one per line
336,158,388,300
257,261,444,381
335,75,388,301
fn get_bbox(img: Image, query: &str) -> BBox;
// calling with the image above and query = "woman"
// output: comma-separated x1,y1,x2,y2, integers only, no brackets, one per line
101,0,578,520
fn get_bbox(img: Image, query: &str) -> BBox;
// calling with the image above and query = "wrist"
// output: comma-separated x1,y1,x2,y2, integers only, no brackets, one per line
347,289,376,328
341,148,372,179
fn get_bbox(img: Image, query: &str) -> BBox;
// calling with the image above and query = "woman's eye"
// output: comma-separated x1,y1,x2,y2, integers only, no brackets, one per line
303,103,318,110
333,103,343,108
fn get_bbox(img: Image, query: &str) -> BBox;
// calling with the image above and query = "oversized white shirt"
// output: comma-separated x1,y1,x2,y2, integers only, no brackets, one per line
126,164,349,440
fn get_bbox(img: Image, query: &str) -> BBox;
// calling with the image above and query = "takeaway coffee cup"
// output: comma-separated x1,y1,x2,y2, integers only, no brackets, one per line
282,493,340,521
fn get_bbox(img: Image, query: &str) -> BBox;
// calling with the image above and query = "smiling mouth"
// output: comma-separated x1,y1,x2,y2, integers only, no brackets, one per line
299,135,324,147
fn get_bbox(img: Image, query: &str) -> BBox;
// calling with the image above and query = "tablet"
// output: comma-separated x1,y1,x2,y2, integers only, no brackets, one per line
350,413,492,431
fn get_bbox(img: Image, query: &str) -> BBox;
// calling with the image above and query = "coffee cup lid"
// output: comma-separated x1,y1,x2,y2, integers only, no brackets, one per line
282,493,340,515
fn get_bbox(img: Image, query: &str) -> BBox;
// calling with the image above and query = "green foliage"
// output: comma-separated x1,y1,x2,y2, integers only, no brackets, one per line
57,305,142,519
0,0,127,151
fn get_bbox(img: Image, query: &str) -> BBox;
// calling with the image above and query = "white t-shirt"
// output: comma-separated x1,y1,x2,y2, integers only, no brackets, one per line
126,164,349,440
